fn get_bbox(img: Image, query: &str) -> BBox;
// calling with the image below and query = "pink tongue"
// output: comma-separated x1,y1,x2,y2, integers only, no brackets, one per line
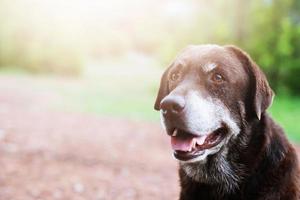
171,136,196,152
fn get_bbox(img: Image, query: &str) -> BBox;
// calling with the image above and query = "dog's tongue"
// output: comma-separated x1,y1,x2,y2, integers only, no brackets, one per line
171,134,197,151
171,134,207,152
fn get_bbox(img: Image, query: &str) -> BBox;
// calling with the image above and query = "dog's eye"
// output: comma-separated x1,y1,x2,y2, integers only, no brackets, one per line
170,71,181,81
211,73,224,83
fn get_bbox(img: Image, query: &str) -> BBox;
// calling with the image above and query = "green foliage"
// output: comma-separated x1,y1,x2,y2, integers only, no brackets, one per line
0,0,84,76
0,30,83,76
0,0,299,92
244,0,300,95
269,96,300,142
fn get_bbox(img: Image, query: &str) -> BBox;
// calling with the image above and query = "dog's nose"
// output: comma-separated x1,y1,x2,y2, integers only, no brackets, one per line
160,96,185,114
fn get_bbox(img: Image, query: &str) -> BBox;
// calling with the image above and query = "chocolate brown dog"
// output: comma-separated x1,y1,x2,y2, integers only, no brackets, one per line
154,45,300,200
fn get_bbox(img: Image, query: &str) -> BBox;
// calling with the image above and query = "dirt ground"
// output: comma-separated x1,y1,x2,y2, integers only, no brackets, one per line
0,76,298,200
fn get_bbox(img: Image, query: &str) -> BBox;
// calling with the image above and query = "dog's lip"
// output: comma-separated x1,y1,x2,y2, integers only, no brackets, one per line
173,149,205,161
170,127,228,161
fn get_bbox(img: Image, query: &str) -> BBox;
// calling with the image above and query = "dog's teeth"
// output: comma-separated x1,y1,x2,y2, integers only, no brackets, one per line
191,139,197,151
172,129,178,136
196,135,206,146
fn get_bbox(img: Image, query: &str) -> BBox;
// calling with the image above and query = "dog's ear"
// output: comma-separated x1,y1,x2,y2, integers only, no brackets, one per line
154,68,170,111
225,45,274,120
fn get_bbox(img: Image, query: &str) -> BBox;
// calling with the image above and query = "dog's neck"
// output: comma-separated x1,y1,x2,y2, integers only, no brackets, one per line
178,113,291,199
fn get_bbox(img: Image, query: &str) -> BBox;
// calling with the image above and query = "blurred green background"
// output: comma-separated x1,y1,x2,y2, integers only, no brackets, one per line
0,0,299,142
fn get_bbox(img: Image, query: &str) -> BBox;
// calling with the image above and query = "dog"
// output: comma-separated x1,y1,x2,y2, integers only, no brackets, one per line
154,45,300,200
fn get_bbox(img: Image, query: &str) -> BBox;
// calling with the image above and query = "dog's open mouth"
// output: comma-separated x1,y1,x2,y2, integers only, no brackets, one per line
171,127,228,161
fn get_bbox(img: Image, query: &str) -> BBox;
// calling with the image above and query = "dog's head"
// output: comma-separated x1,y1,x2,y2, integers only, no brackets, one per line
154,45,274,163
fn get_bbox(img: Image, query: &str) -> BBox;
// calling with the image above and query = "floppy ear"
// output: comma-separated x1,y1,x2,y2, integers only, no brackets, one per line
154,68,170,110
225,45,274,120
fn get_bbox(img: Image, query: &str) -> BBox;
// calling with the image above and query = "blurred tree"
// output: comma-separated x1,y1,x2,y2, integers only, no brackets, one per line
156,0,300,95
0,0,299,93
233,0,249,44
245,0,300,95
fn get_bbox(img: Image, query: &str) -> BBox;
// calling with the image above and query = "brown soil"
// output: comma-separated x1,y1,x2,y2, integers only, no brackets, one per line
0,76,298,200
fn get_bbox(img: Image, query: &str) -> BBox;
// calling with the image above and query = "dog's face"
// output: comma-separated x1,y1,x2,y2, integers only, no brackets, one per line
154,45,274,164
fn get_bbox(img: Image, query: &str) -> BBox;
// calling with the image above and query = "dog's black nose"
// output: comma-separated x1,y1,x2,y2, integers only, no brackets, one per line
160,96,185,114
